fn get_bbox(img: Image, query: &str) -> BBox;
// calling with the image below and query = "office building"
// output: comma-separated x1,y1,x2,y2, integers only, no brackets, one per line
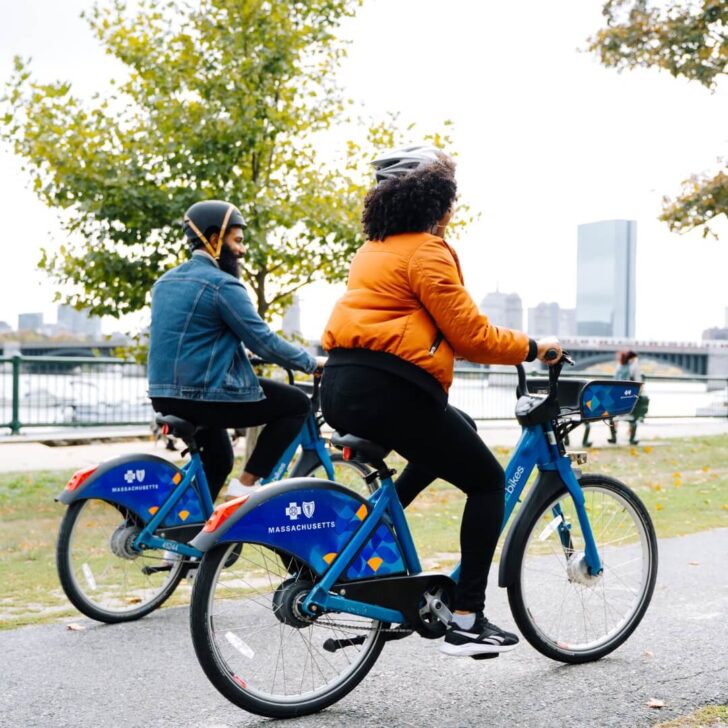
480,291,523,330
57,305,102,337
576,220,636,338
527,302,576,337
18,312,43,331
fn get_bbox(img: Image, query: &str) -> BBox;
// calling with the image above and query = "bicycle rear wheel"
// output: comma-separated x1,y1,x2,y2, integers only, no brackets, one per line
507,474,657,663
57,499,185,623
303,452,376,499
190,541,386,718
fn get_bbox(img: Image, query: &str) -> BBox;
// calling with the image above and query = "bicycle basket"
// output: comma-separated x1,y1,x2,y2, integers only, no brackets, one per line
580,380,642,421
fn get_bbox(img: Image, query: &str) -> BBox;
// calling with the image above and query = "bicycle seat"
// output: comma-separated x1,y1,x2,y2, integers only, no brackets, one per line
155,414,198,442
330,433,391,464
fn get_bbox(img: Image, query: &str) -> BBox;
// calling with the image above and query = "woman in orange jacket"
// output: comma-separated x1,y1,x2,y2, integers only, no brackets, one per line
320,146,560,658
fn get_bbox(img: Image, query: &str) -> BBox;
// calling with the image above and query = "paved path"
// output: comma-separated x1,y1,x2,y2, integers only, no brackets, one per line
2,529,727,728
1,418,728,473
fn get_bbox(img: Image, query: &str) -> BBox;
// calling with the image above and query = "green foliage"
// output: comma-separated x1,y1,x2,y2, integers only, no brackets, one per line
661,168,728,238
588,0,727,89
588,1,727,238
1,0,459,321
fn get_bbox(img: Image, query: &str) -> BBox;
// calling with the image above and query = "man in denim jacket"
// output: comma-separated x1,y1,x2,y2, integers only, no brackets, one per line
148,200,323,500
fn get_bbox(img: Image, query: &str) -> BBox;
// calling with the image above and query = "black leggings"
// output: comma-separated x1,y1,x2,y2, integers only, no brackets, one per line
320,365,504,613
152,379,310,500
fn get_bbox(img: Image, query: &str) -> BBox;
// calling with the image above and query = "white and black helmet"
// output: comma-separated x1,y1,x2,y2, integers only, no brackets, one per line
371,144,443,183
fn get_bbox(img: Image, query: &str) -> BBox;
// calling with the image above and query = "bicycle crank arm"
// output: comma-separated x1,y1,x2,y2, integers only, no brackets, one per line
323,627,413,653
323,635,366,652
141,563,173,575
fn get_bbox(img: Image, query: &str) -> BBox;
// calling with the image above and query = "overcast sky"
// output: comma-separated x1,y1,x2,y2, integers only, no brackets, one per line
1,0,726,342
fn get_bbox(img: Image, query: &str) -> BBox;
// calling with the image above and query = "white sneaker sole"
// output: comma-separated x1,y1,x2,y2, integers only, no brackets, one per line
440,642,518,657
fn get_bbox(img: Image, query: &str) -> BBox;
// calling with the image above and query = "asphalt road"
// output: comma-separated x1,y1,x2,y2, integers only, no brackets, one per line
2,529,727,728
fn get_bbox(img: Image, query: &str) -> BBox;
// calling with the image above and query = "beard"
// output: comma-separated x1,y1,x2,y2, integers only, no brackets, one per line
218,245,242,278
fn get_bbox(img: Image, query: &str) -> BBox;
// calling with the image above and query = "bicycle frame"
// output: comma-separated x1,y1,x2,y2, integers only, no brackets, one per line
132,452,213,559
133,404,336,558
300,419,603,624
263,410,335,484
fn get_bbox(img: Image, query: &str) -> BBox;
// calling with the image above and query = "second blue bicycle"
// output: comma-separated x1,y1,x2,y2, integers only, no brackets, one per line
54,368,372,623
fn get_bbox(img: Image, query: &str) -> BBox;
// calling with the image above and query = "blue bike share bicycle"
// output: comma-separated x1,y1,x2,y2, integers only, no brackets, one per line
188,353,658,718
55,364,373,623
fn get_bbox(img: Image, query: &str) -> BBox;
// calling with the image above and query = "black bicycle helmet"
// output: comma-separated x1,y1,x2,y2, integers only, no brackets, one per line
183,200,246,259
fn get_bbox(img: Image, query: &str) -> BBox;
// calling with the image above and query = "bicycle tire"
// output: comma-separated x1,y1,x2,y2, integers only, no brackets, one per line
57,499,186,623
190,541,387,718
302,452,377,497
507,474,657,663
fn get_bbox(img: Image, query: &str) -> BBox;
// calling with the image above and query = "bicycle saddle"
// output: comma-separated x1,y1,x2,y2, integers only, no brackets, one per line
330,433,391,464
155,414,198,442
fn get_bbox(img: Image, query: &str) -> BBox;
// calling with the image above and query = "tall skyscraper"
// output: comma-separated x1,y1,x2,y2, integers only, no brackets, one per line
282,295,302,338
576,220,636,338
480,291,523,330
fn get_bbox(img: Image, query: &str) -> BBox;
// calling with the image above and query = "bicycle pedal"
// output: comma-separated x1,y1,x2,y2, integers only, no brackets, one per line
470,653,500,661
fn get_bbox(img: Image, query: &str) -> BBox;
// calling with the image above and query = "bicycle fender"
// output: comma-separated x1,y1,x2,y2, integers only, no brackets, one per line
55,454,204,528
498,470,567,589
190,477,407,580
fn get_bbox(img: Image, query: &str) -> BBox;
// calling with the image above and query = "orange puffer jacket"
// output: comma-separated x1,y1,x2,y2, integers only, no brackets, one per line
322,232,530,393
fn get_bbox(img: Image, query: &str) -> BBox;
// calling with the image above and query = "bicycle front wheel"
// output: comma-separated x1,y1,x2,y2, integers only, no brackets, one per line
57,499,185,623
303,452,377,498
508,474,657,663
190,541,386,718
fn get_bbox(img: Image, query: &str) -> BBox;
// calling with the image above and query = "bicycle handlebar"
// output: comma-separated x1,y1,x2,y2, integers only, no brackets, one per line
516,350,575,399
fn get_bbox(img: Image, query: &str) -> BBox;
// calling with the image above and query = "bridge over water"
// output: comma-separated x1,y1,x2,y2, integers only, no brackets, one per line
4,337,728,379
560,337,728,377
1,339,128,358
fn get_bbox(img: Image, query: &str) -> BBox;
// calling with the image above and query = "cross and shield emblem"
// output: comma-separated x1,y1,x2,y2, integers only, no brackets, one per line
135,469,146,482
302,501,315,518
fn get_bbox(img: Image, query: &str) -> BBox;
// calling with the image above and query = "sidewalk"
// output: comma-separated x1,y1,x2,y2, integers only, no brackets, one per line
0,417,727,474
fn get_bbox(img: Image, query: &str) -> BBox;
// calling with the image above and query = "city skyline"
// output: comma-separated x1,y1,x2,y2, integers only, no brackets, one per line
1,1,726,343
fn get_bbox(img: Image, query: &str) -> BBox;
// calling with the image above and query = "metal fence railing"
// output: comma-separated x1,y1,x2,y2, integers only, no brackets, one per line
0,356,153,434
1,357,726,434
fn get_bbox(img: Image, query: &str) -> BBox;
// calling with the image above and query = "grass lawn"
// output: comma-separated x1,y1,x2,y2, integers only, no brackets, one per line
656,705,728,727
1,434,727,629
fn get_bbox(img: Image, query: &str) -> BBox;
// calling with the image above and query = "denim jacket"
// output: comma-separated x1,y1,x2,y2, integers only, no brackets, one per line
148,253,317,402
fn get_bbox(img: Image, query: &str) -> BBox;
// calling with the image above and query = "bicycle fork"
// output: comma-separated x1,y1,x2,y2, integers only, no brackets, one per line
553,457,603,577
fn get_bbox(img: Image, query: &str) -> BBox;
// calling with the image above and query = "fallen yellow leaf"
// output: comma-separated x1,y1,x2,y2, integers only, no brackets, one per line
655,503,664,511
642,446,653,453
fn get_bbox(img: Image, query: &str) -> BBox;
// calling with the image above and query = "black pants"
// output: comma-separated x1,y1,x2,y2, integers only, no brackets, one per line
320,365,504,613
152,379,310,500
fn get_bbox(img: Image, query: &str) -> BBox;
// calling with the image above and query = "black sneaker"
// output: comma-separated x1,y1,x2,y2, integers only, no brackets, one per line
440,613,519,658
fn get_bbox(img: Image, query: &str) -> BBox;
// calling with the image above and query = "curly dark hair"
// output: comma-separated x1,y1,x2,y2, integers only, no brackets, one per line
362,162,457,241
